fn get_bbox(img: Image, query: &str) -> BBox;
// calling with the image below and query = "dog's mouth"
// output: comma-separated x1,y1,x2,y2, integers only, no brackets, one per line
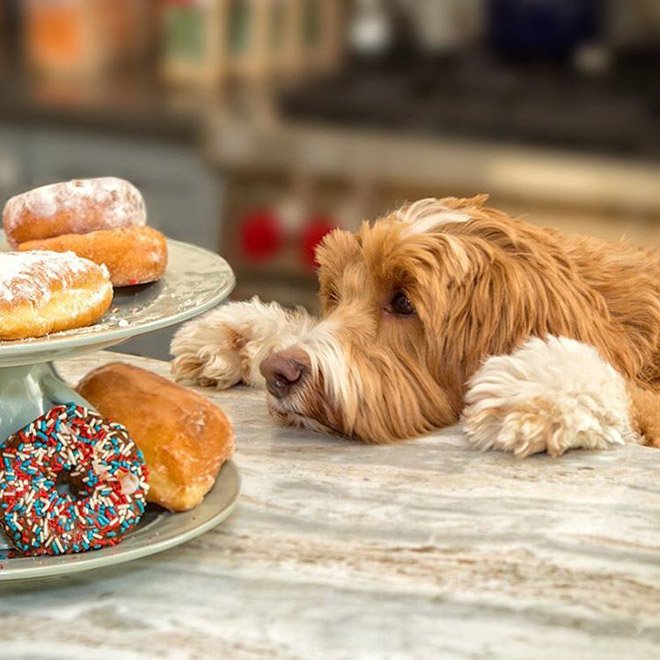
266,393,335,435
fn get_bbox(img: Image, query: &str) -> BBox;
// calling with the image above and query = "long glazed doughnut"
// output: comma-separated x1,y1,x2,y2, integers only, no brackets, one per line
77,363,235,512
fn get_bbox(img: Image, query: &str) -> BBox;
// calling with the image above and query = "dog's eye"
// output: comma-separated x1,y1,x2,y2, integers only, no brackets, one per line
388,291,415,316
325,289,339,306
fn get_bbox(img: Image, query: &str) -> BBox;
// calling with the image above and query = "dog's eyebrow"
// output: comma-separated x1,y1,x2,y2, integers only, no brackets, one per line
402,212,471,236
396,199,471,235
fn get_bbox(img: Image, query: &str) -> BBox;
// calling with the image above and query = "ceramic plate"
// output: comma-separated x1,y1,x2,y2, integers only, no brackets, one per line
0,460,240,581
0,234,235,367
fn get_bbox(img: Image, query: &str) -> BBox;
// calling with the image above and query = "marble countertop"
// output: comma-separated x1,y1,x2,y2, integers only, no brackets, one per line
0,351,658,659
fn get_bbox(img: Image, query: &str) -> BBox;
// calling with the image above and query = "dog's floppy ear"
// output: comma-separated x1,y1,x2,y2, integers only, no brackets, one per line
315,228,361,310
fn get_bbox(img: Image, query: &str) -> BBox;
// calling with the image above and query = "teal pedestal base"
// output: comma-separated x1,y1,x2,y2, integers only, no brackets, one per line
0,363,91,443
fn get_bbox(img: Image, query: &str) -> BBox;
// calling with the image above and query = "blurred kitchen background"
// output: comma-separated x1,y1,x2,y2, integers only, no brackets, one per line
0,0,659,359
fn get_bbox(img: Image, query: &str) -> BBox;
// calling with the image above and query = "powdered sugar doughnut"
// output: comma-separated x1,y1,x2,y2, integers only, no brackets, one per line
0,404,149,556
0,250,112,340
3,177,146,248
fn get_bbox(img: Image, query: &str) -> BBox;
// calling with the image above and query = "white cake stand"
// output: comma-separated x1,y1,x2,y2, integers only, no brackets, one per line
0,234,239,577
0,234,235,441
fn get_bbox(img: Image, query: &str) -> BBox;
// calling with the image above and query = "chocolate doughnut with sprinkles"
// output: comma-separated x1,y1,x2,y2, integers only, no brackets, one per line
0,404,149,556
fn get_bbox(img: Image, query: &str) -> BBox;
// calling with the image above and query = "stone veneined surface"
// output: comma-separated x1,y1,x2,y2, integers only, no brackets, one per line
0,351,658,659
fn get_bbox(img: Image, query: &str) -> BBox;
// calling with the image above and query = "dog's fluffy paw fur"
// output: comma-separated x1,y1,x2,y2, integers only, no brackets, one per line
170,297,314,389
462,336,639,458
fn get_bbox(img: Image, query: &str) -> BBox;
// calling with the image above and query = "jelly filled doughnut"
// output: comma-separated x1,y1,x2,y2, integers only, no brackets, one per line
19,226,169,287
3,177,146,248
0,404,149,556
0,250,113,341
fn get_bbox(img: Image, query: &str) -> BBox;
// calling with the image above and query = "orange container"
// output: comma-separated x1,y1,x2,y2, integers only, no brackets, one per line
24,0,140,77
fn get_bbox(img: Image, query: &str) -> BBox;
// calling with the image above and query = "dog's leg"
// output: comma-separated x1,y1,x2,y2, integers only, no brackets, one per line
171,297,315,389
628,382,660,448
461,336,641,458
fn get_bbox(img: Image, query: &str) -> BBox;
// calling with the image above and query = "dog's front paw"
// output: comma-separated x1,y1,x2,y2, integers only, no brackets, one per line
171,297,315,390
462,336,638,458
464,397,587,458
171,307,245,389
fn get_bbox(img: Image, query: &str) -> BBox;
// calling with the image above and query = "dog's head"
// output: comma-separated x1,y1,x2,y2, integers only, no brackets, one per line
260,195,587,443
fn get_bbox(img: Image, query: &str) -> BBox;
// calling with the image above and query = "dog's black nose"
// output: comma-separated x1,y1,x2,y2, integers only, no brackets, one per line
260,351,305,398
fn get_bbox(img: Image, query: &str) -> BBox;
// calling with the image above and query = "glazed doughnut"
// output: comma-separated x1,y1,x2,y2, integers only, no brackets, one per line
19,226,168,287
0,404,149,556
0,250,113,341
3,177,146,248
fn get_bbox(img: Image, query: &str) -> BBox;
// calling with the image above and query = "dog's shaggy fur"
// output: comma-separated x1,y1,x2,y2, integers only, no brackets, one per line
172,195,660,457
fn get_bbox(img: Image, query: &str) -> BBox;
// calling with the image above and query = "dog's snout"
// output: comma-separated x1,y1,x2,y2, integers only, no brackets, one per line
260,351,305,398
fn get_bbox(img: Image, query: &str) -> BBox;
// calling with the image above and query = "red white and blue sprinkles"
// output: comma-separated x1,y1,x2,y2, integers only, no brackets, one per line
0,404,149,556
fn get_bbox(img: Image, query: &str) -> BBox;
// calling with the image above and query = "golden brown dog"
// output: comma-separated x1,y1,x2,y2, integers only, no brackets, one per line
171,196,660,457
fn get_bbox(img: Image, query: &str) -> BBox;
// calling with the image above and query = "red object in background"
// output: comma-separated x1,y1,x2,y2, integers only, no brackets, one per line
301,217,337,269
239,209,284,262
